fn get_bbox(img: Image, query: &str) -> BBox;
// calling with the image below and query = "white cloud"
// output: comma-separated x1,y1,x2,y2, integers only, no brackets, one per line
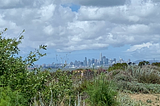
0,0,160,59
43,25,54,35
65,0,126,7
0,0,21,8
128,43,160,59
38,4,56,21
127,42,152,52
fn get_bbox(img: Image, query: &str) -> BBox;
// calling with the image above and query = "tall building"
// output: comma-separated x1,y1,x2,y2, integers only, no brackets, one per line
92,58,95,64
84,57,87,66
113,58,116,64
100,52,102,61
106,58,109,64
88,59,91,67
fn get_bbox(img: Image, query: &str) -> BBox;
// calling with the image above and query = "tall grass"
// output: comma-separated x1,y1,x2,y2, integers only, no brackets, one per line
117,93,148,106
107,65,160,94
127,65,160,84
85,74,119,106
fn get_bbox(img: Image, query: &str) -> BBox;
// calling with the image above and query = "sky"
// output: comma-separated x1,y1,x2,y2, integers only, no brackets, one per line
0,0,160,65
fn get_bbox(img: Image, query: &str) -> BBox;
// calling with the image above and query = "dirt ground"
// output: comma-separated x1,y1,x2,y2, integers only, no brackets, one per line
128,93,160,106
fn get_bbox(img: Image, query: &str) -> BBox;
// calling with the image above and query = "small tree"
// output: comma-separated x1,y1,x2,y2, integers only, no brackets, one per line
0,28,48,105
138,61,150,67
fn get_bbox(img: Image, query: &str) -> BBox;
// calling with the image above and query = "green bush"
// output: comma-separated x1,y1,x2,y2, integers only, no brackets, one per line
108,63,128,72
40,70,75,106
117,81,160,94
0,28,47,105
152,62,160,67
117,81,150,93
126,66,160,84
138,61,150,67
0,86,27,106
85,74,119,106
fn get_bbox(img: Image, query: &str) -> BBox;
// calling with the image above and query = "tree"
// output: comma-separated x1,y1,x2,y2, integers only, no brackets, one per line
108,63,128,71
0,28,48,105
138,61,150,67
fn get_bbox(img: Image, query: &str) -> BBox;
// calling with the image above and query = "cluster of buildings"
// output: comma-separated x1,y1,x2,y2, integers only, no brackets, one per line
31,53,130,69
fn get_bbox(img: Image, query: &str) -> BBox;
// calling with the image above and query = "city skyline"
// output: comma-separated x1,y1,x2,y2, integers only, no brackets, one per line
33,53,129,69
34,49,132,65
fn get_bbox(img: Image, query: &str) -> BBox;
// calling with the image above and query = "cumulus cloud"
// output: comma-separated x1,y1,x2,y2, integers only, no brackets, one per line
0,0,160,60
127,42,152,52
0,0,21,8
65,0,126,7
128,43,160,59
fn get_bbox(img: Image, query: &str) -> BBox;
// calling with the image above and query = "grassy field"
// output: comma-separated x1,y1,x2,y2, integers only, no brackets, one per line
66,64,160,106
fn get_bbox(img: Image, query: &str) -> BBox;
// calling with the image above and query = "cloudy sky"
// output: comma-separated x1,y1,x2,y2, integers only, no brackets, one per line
1,0,160,64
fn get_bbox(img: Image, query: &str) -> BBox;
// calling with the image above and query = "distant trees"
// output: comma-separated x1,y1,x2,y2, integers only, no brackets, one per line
138,61,150,67
108,63,128,71
151,62,160,67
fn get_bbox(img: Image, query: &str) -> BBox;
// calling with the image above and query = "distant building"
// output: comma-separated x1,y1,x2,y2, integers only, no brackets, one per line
100,53,102,61
84,57,87,66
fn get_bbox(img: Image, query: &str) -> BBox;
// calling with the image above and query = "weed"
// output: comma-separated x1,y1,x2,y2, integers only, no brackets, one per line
85,74,119,106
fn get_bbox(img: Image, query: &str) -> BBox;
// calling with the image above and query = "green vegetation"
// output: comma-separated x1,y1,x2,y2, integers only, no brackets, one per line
138,61,150,67
0,28,48,105
107,63,128,72
152,62,160,67
85,74,119,106
1,29,160,105
0,86,27,106
107,65,160,93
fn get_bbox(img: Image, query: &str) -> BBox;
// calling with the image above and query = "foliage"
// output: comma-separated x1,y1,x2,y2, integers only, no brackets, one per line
96,67,107,75
107,63,128,72
138,61,150,67
117,81,160,94
2,28,160,105
22,69,50,104
41,70,75,106
0,28,47,105
107,65,160,94
85,74,119,106
0,86,27,106
117,81,150,93
152,62,160,67
126,65,160,84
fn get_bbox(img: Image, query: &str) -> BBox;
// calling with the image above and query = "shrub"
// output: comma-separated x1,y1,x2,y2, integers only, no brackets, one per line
152,62,160,67
126,66,160,84
138,61,150,67
85,74,119,106
117,81,150,94
0,86,27,106
108,63,128,72
0,28,47,105
40,70,75,106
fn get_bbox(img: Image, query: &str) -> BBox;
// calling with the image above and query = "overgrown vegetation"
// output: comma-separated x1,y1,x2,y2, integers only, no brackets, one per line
84,74,119,106
0,28,48,105
1,28,160,105
107,65,160,94
107,63,128,72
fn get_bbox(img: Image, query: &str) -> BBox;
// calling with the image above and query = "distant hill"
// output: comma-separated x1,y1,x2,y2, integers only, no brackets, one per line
134,59,160,64
133,60,145,64
148,60,160,64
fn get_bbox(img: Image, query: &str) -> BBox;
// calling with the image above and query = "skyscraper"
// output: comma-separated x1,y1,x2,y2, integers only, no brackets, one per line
84,57,87,66
100,52,102,61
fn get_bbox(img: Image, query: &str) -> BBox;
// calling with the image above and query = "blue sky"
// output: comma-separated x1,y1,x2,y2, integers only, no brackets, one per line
34,45,134,65
1,0,160,65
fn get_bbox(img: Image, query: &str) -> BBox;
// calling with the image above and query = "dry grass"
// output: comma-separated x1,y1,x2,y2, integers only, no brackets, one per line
128,93,160,106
